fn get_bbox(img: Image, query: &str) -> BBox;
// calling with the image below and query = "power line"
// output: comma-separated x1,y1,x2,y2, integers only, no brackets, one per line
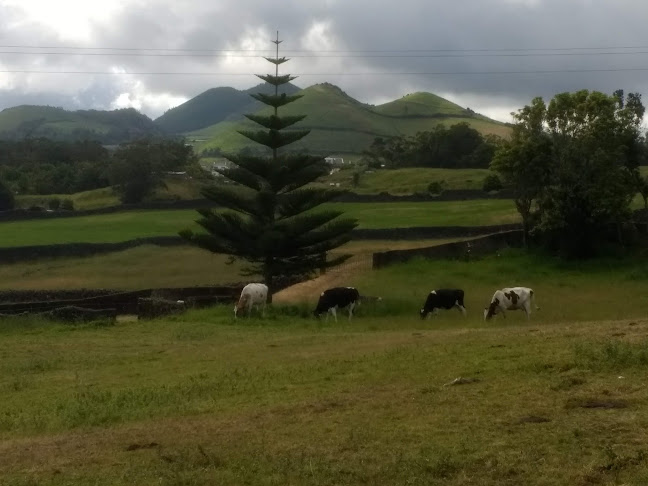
4,44,648,53
3,67,648,76
4,50,648,59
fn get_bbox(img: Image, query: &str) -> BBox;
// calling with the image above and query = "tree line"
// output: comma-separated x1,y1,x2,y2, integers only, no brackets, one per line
491,89,647,257
0,137,198,209
361,122,501,169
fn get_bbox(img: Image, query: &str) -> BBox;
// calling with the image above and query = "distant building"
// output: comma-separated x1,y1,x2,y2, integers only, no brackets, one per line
325,157,345,165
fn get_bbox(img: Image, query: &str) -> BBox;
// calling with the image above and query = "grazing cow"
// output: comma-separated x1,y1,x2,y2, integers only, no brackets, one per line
234,283,268,318
314,287,360,322
483,287,538,321
420,289,467,319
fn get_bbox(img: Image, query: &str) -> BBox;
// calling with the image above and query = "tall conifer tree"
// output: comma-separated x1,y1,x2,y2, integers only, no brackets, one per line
181,33,357,301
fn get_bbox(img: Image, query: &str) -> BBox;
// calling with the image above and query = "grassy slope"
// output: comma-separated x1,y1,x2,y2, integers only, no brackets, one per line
0,200,520,247
0,239,452,290
189,84,510,155
317,167,492,193
15,178,209,210
3,252,648,484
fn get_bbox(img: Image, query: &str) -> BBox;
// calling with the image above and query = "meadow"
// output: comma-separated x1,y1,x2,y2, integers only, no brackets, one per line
3,250,648,485
0,239,460,290
0,200,519,248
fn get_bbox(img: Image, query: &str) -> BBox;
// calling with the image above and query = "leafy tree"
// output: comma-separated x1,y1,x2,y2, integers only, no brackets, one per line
493,90,644,256
0,178,14,210
491,97,553,247
109,138,196,203
180,33,357,301
482,174,503,192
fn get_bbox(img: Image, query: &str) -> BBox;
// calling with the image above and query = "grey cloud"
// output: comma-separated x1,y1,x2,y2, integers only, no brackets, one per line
2,0,648,120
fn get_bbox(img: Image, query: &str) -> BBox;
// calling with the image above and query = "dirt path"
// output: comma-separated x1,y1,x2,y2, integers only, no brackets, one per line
273,255,373,303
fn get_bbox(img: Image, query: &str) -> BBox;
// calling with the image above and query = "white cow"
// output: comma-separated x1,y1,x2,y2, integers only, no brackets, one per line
234,283,268,318
483,287,538,321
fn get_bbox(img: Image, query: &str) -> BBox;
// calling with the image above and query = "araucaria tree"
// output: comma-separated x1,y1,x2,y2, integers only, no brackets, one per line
180,33,357,300
492,89,644,257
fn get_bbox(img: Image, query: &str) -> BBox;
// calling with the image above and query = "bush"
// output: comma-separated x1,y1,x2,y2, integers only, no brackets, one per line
47,198,61,210
0,180,15,210
427,181,445,195
482,174,503,192
61,199,74,211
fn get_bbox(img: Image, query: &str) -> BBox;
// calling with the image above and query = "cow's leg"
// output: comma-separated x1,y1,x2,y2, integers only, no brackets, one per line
524,303,530,320
348,302,355,321
456,301,467,316
331,306,338,323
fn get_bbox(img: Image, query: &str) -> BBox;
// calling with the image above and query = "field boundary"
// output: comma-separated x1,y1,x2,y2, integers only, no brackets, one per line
3,190,515,222
372,230,523,268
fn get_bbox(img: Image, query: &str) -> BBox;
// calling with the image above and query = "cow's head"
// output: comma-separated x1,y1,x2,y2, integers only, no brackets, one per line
234,294,249,318
419,308,428,319
483,298,499,321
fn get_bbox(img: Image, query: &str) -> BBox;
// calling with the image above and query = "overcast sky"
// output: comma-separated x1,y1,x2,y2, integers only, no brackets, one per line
2,0,648,123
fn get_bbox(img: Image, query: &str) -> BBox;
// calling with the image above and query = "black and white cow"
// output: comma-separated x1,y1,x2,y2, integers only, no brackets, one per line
314,287,360,322
420,289,467,319
483,287,537,320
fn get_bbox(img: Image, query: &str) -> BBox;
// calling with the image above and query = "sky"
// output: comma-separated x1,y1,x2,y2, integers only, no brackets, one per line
2,0,648,123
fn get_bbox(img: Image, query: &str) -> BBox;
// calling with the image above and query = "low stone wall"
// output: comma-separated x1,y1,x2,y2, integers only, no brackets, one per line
372,230,524,268
353,224,521,240
1,190,515,222
0,237,186,263
0,285,244,314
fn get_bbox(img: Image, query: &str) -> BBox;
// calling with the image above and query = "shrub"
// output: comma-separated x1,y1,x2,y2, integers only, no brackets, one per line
482,174,503,192
61,199,74,211
427,181,445,195
0,179,14,210
47,198,61,210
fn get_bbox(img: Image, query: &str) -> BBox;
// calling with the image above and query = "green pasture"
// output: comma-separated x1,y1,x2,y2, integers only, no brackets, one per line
3,251,648,484
15,178,208,211
0,239,458,290
0,200,520,248
316,167,491,193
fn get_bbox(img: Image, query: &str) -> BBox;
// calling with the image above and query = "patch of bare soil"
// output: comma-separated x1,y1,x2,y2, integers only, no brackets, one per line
273,255,373,304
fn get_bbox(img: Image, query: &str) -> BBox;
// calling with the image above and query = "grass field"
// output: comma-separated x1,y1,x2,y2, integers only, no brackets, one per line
314,167,491,194
0,239,459,290
3,250,648,484
15,178,209,211
0,200,519,248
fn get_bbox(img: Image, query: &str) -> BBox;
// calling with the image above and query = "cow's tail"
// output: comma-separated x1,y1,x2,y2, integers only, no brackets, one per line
531,290,540,310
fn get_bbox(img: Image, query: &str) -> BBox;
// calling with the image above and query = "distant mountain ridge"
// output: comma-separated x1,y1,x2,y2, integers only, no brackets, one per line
188,83,511,156
154,82,301,134
0,105,163,143
0,83,510,153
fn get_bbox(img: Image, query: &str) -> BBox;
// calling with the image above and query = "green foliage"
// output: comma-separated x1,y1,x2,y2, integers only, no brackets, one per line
0,138,110,195
492,90,645,257
0,178,15,210
427,180,445,195
109,138,197,204
0,106,163,143
362,123,502,169
181,37,357,298
47,198,60,210
60,199,74,211
482,174,503,192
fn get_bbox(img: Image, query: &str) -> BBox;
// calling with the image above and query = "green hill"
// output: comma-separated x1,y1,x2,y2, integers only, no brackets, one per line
189,83,510,156
0,106,163,143
154,82,301,134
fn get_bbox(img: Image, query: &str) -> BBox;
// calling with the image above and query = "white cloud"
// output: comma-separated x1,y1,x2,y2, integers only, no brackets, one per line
2,0,124,40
